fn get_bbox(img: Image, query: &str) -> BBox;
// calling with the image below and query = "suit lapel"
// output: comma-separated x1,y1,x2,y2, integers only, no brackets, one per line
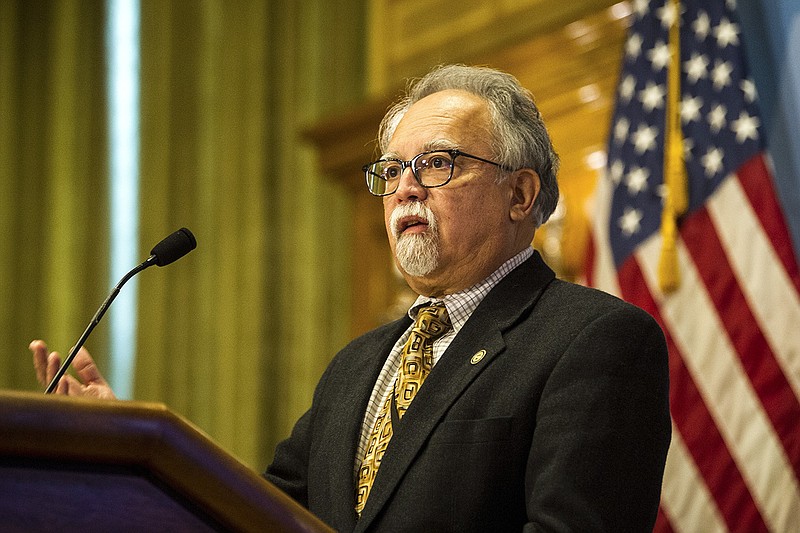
323,318,412,530
354,253,555,531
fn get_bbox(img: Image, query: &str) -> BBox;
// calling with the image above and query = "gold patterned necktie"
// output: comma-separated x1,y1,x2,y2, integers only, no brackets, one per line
355,303,452,515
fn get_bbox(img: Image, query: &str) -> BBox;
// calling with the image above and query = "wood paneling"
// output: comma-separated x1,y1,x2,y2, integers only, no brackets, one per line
368,0,625,95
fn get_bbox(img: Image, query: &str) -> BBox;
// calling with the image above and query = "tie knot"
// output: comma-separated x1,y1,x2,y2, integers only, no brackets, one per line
413,304,451,339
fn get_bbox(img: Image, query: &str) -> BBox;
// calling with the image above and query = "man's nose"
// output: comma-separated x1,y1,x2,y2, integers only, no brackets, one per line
393,166,428,202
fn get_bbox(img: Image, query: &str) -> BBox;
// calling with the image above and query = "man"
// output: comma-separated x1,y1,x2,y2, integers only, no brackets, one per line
33,65,671,531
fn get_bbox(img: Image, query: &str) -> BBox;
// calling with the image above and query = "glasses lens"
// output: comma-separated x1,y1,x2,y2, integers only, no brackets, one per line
414,151,454,187
366,161,402,195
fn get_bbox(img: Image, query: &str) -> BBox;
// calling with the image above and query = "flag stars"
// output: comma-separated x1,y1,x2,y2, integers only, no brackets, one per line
681,95,704,124
608,160,625,184
713,17,740,48
614,117,631,145
619,75,637,103
626,33,644,60
648,41,671,71
712,60,734,90
632,123,659,154
741,78,757,103
701,147,725,178
639,81,666,112
656,1,678,30
632,0,649,19
683,138,695,161
626,165,650,195
618,207,644,237
707,103,727,133
684,52,709,84
693,10,711,41
731,110,760,143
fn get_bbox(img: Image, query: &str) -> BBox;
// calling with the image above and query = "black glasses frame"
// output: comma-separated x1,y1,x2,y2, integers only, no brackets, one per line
363,149,513,197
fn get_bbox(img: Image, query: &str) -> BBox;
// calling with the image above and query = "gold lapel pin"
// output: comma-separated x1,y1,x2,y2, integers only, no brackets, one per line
470,350,487,365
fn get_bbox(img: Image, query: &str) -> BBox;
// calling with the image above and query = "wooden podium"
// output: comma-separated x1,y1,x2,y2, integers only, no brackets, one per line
0,390,332,532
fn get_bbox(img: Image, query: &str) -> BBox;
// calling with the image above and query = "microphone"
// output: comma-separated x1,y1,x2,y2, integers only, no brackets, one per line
149,227,197,267
45,228,197,394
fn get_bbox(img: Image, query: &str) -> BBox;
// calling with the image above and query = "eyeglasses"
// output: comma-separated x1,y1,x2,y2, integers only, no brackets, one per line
363,149,512,196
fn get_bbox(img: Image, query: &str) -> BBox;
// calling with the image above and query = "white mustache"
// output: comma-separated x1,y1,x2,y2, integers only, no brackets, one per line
389,202,437,238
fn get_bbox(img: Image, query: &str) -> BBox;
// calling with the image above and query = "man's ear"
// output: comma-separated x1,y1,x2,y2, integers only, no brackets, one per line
509,168,540,222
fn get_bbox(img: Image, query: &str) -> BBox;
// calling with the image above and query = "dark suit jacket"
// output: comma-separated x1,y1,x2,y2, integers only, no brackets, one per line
266,252,671,532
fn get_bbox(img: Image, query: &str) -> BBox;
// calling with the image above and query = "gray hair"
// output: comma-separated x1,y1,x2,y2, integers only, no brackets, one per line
379,64,560,227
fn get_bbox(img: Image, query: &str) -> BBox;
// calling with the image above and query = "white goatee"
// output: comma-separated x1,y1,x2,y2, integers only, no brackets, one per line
390,202,440,277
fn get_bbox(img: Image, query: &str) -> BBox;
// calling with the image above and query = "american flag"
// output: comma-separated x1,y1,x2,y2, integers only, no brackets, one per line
586,0,800,531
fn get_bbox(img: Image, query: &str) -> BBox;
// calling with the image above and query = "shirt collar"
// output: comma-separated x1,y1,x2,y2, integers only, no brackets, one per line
408,246,534,331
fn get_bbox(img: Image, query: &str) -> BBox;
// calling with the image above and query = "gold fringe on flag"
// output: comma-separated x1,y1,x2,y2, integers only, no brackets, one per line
659,0,689,294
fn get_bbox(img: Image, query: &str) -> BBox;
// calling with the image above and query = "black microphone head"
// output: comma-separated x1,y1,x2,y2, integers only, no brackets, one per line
150,228,197,267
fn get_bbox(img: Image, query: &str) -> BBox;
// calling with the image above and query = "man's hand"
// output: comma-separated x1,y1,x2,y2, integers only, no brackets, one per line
30,340,117,399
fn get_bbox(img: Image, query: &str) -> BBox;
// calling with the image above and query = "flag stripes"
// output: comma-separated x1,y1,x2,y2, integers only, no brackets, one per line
706,172,800,398
591,180,800,530
660,428,728,532
636,228,800,533
734,155,800,293
617,250,771,531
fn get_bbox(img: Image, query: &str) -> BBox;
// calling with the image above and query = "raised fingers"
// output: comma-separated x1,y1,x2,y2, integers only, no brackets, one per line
30,340,59,388
29,341,116,399
71,348,116,399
